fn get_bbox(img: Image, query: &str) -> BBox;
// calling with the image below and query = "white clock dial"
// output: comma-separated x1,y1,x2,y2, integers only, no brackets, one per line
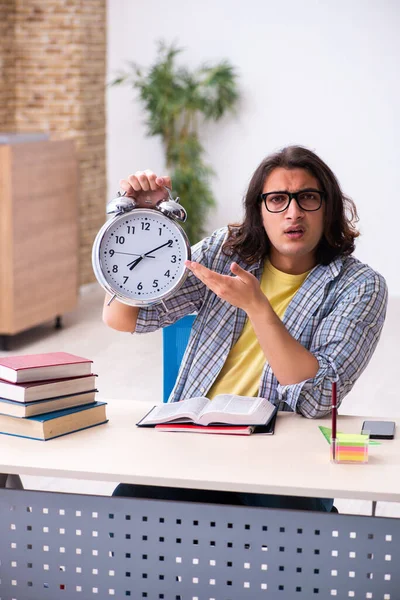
93,208,190,306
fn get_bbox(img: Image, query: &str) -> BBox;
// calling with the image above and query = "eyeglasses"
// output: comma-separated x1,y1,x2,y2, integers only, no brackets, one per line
260,189,324,213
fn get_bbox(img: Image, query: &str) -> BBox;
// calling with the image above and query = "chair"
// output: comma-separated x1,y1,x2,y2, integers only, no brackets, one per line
162,314,196,402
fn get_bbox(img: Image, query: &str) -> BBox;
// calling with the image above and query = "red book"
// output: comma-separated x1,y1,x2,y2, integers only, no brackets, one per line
155,423,255,435
0,352,93,383
0,374,97,403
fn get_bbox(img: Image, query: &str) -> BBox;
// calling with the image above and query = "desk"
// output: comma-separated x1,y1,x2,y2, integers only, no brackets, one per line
0,400,399,599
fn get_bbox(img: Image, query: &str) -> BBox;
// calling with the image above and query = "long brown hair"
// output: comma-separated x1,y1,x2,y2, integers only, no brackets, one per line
222,145,359,265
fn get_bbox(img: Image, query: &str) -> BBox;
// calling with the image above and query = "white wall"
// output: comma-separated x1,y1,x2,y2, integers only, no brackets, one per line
107,0,400,294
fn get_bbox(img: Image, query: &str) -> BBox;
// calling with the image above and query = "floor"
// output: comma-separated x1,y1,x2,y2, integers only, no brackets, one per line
2,284,400,517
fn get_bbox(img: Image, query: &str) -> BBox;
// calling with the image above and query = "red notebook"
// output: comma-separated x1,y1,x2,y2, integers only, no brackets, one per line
155,423,255,435
155,413,277,436
0,352,93,383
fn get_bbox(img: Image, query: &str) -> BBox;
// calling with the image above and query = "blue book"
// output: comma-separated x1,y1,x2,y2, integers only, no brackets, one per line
0,401,108,441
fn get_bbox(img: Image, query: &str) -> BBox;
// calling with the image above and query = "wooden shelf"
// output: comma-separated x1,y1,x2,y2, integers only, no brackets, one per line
0,140,78,340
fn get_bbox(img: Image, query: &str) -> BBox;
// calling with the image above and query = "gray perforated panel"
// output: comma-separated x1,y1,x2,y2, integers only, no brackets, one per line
0,488,399,599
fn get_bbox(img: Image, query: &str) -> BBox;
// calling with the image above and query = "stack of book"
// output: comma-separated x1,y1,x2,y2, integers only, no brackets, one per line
0,352,107,440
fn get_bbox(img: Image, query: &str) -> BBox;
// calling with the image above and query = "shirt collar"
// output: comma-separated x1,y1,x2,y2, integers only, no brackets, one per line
308,255,344,283
236,253,344,282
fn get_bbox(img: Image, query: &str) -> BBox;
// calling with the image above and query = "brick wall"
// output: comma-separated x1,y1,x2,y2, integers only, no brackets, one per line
0,2,17,130
0,0,107,285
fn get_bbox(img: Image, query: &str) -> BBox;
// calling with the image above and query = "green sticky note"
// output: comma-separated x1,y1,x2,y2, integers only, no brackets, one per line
319,426,380,446
319,426,333,443
337,433,369,446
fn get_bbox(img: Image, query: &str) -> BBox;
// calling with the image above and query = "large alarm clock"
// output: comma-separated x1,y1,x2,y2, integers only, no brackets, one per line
92,187,191,307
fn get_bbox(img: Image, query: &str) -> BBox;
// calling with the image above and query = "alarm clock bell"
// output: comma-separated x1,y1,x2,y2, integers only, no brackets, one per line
106,187,187,223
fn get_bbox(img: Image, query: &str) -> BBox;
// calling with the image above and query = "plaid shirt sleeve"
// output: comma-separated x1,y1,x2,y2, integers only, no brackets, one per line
135,229,226,333
276,271,388,418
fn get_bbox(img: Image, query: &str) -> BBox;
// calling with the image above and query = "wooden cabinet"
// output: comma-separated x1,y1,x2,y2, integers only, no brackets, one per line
0,140,78,347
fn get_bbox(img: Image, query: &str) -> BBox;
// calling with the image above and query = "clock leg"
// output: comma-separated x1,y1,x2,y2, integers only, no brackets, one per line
55,315,63,329
0,335,10,351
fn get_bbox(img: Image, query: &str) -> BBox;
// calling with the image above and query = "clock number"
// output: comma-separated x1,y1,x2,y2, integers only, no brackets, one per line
164,270,170,277
152,279,159,288
127,226,135,234
115,236,125,244
123,276,129,284
167,240,173,247
171,255,177,263
109,249,115,257
159,227,162,236
112,265,118,273
141,222,150,231
137,282,143,290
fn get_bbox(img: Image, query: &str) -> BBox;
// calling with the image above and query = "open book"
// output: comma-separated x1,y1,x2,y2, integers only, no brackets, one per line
137,394,277,429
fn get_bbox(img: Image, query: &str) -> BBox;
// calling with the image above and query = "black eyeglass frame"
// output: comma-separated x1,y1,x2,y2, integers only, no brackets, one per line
260,189,324,213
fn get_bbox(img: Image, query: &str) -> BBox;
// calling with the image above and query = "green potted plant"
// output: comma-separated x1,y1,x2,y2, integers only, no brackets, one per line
111,42,239,243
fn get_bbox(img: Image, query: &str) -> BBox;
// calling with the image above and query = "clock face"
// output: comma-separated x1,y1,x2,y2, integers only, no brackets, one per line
93,209,191,306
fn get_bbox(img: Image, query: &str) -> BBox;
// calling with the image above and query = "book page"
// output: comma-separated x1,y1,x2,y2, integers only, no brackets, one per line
198,395,275,426
212,394,260,415
139,397,209,426
201,394,261,416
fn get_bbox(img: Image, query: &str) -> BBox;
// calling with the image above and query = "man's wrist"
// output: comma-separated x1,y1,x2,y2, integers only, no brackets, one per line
246,293,276,324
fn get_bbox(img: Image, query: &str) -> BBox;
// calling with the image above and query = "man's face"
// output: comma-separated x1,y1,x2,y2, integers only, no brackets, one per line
261,167,325,274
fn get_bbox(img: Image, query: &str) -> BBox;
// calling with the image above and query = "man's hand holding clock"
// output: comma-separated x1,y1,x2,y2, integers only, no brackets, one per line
95,169,190,331
119,170,172,205
101,171,173,332
99,169,264,332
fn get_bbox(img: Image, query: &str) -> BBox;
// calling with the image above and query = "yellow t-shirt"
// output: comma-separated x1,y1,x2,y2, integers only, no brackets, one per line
207,260,310,399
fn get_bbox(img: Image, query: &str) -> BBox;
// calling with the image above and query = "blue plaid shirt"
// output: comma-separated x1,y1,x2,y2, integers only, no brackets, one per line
136,227,388,418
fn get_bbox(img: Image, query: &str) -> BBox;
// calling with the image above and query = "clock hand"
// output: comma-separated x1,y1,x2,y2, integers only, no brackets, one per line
126,240,172,270
144,240,173,256
127,256,144,271
114,251,155,258
115,251,155,258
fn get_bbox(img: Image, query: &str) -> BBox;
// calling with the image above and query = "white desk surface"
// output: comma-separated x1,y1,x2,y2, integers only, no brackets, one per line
0,399,399,502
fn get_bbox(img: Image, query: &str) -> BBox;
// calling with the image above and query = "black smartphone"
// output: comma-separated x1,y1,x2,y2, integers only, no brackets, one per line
361,420,396,439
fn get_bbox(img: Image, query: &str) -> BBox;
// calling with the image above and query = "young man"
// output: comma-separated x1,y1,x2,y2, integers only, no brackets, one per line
103,146,387,510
